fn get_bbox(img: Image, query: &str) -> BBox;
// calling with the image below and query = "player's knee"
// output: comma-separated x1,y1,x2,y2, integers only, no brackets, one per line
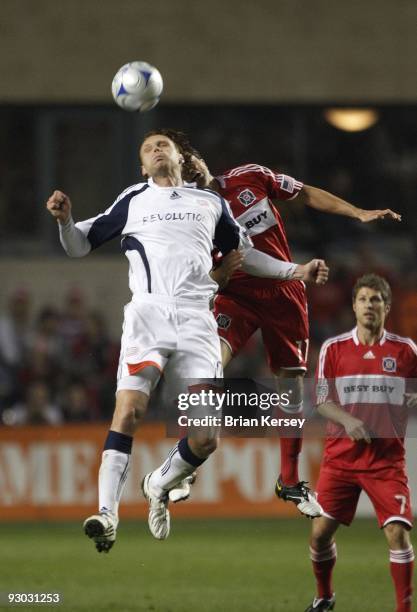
113,390,148,433
384,522,411,549
198,436,218,456
310,532,334,550
189,435,218,458
275,370,305,414
310,519,335,550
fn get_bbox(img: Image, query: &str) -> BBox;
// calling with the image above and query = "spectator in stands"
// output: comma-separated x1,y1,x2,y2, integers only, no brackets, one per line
23,307,67,392
60,287,88,351
0,288,32,369
2,380,62,426
62,381,94,422
0,288,32,407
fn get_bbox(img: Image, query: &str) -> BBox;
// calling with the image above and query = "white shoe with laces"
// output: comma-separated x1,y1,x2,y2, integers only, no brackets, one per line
141,473,170,540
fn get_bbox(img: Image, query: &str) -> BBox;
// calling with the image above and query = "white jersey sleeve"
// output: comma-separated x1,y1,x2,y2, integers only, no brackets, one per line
59,217,91,257
59,183,148,256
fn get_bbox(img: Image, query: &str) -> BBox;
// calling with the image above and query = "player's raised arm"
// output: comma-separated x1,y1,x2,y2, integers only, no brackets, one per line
46,190,72,223
296,185,402,223
46,185,139,258
253,165,401,223
46,190,91,257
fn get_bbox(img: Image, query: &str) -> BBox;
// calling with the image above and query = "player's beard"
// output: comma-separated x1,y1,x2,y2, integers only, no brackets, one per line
361,313,382,333
153,159,174,178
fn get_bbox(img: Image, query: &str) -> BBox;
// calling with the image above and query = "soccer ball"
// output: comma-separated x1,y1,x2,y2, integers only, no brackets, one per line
111,61,163,112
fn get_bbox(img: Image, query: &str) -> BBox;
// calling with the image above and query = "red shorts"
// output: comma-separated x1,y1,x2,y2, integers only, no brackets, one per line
213,280,309,372
316,466,413,529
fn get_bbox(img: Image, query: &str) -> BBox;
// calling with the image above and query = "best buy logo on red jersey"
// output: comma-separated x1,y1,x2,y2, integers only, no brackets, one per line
245,211,268,230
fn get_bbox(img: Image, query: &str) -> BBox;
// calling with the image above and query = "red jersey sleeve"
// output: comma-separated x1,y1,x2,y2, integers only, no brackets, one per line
407,340,417,377
253,165,303,201
405,339,417,396
315,339,337,405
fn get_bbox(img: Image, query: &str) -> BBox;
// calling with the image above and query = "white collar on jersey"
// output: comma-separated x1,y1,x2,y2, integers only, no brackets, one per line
147,177,186,190
352,327,387,346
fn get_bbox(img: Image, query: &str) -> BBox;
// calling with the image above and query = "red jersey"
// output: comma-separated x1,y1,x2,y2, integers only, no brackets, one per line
316,327,417,471
216,164,303,296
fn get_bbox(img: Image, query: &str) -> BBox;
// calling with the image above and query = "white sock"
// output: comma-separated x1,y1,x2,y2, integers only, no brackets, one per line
149,440,203,498
98,449,131,519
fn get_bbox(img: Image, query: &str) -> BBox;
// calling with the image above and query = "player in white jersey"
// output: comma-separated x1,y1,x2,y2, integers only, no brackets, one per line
46,132,329,552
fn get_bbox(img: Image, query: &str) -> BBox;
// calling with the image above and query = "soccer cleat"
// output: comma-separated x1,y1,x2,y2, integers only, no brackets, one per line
275,476,323,518
304,594,336,611
83,512,117,553
141,473,170,540
168,472,197,503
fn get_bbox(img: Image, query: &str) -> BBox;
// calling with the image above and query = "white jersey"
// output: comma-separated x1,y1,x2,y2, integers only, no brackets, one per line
59,178,249,301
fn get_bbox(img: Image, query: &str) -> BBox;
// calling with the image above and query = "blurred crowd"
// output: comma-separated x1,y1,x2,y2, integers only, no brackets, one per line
1,257,416,426
0,287,120,425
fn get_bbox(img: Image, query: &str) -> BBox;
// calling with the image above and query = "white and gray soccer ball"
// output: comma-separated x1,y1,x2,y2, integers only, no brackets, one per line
111,61,163,112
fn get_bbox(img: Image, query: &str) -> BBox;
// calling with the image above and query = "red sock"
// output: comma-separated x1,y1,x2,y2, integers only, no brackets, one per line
310,542,337,600
276,402,303,485
390,547,414,612
279,437,302,485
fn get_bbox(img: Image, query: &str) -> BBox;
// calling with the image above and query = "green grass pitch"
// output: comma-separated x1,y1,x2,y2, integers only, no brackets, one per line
0,518,414,611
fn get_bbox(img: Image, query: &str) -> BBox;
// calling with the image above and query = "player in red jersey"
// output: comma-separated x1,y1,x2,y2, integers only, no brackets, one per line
305,274,416,612
176,136,400,513
149,129,401,517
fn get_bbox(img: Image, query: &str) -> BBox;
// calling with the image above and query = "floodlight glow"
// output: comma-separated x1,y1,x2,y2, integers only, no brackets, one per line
324,108,379,132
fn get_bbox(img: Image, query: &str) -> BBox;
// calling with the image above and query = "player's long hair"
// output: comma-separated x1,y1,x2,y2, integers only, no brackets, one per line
352,274,392,305
142,128,203,182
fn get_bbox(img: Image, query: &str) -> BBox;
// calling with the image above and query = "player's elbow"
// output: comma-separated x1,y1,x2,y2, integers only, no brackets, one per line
298,185,316,206
61,242,91,258
316,403,328,417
